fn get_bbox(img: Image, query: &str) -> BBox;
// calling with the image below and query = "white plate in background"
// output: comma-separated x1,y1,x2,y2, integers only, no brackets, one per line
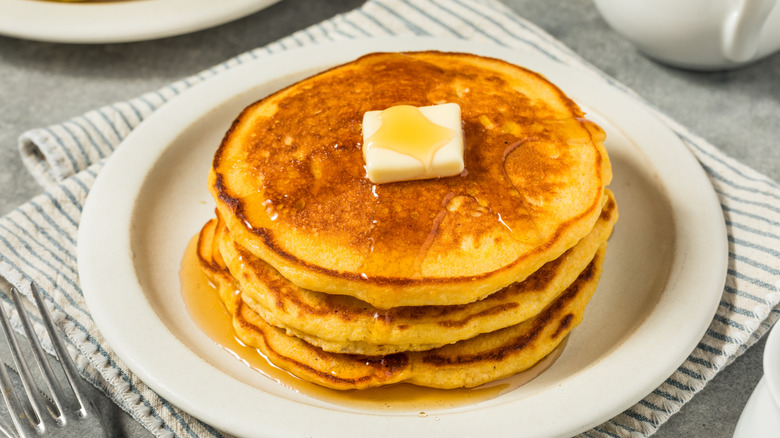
78,37,728,437
0,0,279,44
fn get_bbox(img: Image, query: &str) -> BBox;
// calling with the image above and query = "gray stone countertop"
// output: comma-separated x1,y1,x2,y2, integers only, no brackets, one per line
0,0,777,436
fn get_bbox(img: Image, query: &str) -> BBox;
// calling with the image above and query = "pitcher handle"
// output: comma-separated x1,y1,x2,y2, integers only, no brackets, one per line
722,0,777,62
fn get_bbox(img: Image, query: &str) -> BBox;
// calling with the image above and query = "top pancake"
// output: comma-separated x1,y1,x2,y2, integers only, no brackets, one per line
209,51,612,309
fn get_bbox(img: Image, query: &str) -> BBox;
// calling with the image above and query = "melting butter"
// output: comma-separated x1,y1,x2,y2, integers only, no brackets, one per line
362,103,464,184
368,105,453,166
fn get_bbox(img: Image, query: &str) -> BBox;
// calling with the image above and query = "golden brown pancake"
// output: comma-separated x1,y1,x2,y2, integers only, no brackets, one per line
217,191,617,355
197,225,606,390
209,51,612,309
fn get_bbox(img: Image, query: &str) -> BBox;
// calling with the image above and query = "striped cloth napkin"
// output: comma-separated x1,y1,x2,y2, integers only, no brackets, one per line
3,0,779,437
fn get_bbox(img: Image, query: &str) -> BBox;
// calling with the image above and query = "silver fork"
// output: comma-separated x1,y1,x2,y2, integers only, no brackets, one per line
0,283,106,438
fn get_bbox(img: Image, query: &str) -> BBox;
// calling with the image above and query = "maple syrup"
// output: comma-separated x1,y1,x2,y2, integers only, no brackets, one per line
179,235,565,412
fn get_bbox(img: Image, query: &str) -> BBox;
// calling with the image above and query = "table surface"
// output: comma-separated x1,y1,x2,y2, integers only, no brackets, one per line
0,0,777,437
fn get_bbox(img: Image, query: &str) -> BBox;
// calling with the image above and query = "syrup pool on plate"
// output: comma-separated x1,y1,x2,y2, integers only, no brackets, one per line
179,235,566,411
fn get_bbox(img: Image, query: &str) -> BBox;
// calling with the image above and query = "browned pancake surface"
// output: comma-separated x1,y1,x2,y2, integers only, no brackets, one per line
209,51,612,308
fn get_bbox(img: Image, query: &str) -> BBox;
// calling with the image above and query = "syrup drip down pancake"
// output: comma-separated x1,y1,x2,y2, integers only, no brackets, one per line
197,218,607,390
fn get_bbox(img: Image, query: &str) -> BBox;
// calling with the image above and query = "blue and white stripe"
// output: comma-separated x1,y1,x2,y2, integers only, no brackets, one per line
4,0,779,437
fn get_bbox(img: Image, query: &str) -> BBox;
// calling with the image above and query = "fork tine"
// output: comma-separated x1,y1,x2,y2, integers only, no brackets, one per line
0,295,42,438
28,283,99,423
0,360,32,438
12,286,68,426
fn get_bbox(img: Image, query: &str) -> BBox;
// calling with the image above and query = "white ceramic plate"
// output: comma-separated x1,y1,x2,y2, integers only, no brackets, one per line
734,321,780,437
0,0,279,44
78,37,728,438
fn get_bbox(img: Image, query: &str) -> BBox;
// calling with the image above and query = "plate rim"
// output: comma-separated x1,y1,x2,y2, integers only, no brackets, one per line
763,320,780,409
0,0,279,44
77,36,728,437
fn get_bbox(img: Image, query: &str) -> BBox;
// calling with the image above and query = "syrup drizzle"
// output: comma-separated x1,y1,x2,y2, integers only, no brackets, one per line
413,192,455,273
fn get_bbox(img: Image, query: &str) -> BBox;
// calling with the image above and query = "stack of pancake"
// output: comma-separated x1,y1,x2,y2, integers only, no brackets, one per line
196,51,617,390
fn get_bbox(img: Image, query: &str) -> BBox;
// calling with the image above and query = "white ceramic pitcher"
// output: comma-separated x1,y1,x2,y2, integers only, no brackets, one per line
593,0,780,69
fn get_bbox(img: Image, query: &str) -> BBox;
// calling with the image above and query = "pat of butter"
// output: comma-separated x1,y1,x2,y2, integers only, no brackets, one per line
362,103,464,184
